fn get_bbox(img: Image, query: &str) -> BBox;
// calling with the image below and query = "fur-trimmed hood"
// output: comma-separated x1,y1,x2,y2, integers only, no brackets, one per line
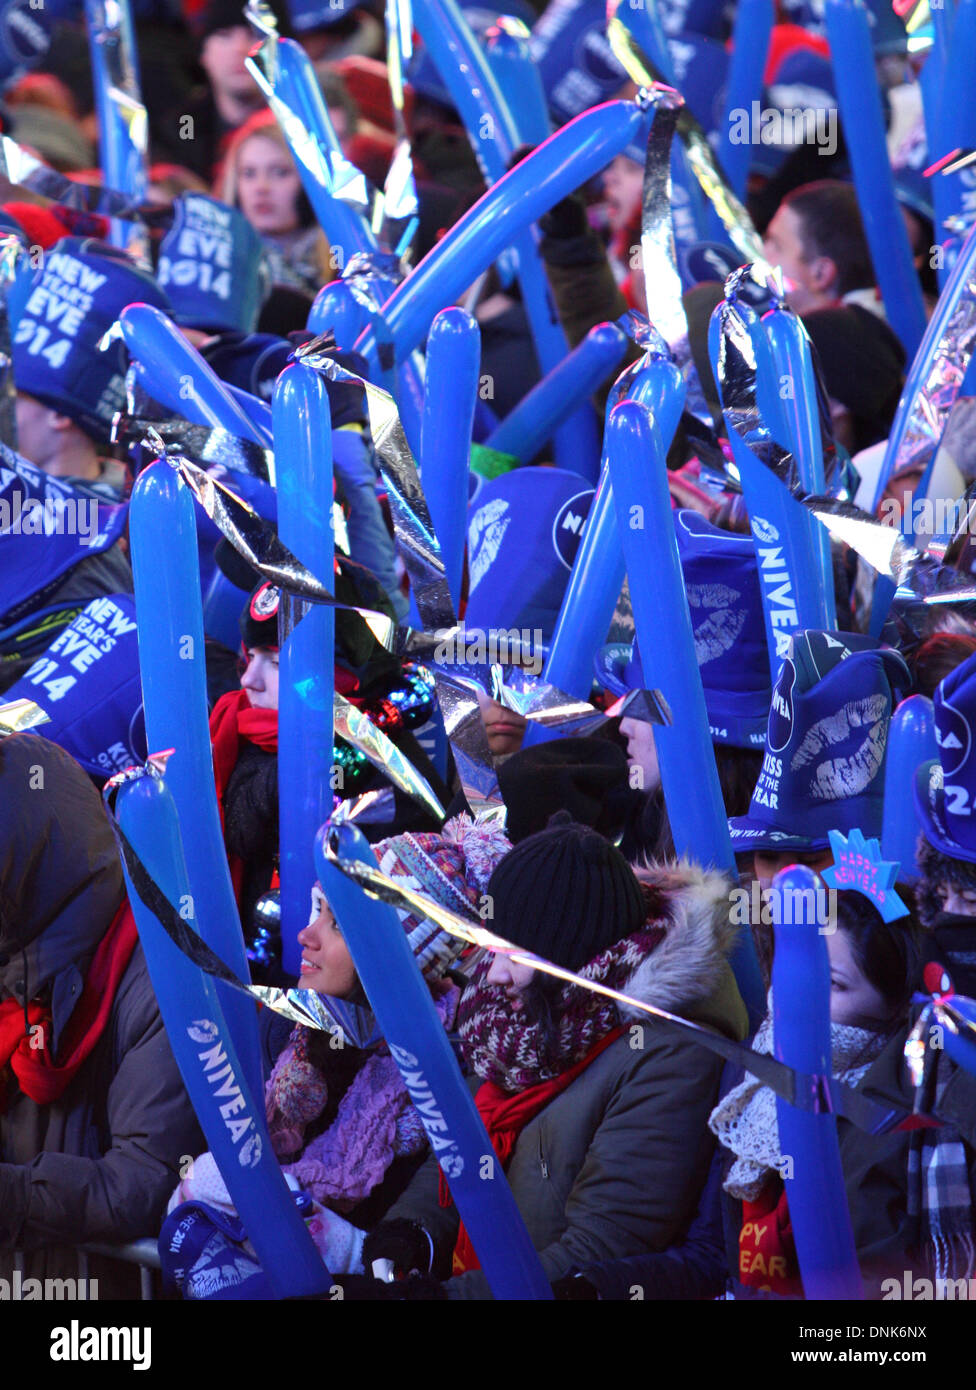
616,859,745,1034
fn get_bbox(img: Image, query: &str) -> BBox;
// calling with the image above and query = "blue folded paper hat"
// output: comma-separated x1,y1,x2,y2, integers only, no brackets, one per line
914,649,976,865
158,194,271,335
728,630,910,852
465,466,594,644
594,509,772,749
12,237,173,443
5,593,146,779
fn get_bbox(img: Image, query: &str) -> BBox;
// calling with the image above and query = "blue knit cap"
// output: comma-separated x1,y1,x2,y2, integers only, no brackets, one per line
12,237,173,442
158,193,270,334
915,649,976,865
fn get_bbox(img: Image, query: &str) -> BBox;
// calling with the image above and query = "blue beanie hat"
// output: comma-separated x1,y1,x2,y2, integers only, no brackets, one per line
465,467,594,644
12,237,173,443
728,630,910,853
158,194,271,335
594,510,772,749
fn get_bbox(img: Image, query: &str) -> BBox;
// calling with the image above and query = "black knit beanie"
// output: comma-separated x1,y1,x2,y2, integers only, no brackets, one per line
485,811,646,972
497,738,629,844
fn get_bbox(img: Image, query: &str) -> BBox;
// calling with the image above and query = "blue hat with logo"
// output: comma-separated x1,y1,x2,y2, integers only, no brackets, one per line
914,650,976,865
465,467,594,643
158,194,271,335
12,237,173,443
728,630,910,852
594,509,772,749
6,593,145,779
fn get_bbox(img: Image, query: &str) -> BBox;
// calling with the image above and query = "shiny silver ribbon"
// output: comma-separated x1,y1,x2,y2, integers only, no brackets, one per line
0,233,20,449
0,697,49,736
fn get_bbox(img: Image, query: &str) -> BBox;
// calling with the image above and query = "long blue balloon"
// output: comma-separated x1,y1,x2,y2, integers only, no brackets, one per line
129,462,264,1108
762,304,836,618
274,364,335,979
410,0,598,475
115,771,331,1299
934,0,976,281
823,0,926,359
718,0,774,200
422,308,479,613
483,22,552,146
308,279,372,347
317,820,553,1300
542,355,686,701
881,695,937,881
120,303,270,447
771,864,863,1300
486,320,628,477
355,98,654,367
709,302,831,675
607,397,735,876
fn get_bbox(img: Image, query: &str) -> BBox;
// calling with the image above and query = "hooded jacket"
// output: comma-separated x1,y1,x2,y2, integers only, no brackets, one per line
0,735,202,1286
382,861,749,1299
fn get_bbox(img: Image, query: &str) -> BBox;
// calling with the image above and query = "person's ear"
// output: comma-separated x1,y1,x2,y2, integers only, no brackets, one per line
808,255,838,294
49,411,75,434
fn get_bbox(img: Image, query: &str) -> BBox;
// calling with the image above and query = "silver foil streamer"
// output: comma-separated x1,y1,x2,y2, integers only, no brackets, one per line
85,0,150,260
115,416,275,485
334,689,446,822
381,0,420,228
0,135,165,228
0,697,50,736
885,230,976,483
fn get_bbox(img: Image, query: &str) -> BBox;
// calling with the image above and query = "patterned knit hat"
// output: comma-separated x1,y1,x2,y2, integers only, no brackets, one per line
374,815,512,979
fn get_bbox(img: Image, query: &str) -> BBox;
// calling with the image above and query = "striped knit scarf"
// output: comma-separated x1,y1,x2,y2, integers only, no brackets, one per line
458,926,665,1092
908,1047,976,1285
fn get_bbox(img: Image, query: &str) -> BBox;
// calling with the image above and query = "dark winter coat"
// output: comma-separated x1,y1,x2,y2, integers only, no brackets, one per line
384,862,749,1298
0,736,202,1291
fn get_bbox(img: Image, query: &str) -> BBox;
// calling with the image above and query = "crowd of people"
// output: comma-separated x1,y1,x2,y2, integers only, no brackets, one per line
1,0,975,1309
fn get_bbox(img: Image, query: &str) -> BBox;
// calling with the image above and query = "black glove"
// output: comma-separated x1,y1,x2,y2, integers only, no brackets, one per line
362,1219,433,1279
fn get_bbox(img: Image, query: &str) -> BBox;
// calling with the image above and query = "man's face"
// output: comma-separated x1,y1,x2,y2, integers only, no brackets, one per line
15,392,59,469
200,25,259,107
763,204,835,314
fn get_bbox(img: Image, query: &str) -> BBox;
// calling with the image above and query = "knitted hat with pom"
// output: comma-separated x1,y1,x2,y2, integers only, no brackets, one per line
374,815,512,979
485,811,646,972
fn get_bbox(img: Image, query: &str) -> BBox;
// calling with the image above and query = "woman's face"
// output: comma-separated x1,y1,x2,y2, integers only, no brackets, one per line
236,135,302,235
296,883,358,998
618,715,660,792
826,927,890,1028
240,646,279,710
485,951,536,1008
475,688,528,758
935,880,976,917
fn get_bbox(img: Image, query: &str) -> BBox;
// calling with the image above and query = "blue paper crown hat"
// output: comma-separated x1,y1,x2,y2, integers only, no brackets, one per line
593,509,773,750
914,648,976,865
12,237,174,444
728,630,911,853
465,467,595,645
158,194,271,335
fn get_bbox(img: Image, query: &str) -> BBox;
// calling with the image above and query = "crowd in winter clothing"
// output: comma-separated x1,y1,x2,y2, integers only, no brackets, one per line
1,0,975,1307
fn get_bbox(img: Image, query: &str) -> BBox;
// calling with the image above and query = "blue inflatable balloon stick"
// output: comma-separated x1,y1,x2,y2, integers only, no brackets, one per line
84,0,148,250
483,18,552,146
316,818,553,1300
274,364,336,978
719,0,774,199
356,98,654,367
770,863,864,1300
823,0,926,359
308,279,372,347
881,695,937,880
129,460,264,1107
606,397,735,876
113,768,332,1299
120,303,270,447
421,307,479,614
486,319,629,479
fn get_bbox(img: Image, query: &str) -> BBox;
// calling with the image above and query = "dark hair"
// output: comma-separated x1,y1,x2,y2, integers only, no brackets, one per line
912,632,976,700
916,834,976,928
833,890,919,1022
781,180,875,297
645,745,763,860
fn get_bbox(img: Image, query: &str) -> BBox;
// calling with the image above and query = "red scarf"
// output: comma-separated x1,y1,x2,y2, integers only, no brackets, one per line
209,689,279,899
0,901,138,1112
449,1026,626,1276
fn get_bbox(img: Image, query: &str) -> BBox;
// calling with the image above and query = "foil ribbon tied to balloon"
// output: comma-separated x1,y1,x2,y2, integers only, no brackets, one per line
84,0,150,257
0,697,50,736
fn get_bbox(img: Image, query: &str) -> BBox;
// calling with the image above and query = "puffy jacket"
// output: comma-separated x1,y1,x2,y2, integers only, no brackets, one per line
383,862,749,1299
0,735,202,1289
